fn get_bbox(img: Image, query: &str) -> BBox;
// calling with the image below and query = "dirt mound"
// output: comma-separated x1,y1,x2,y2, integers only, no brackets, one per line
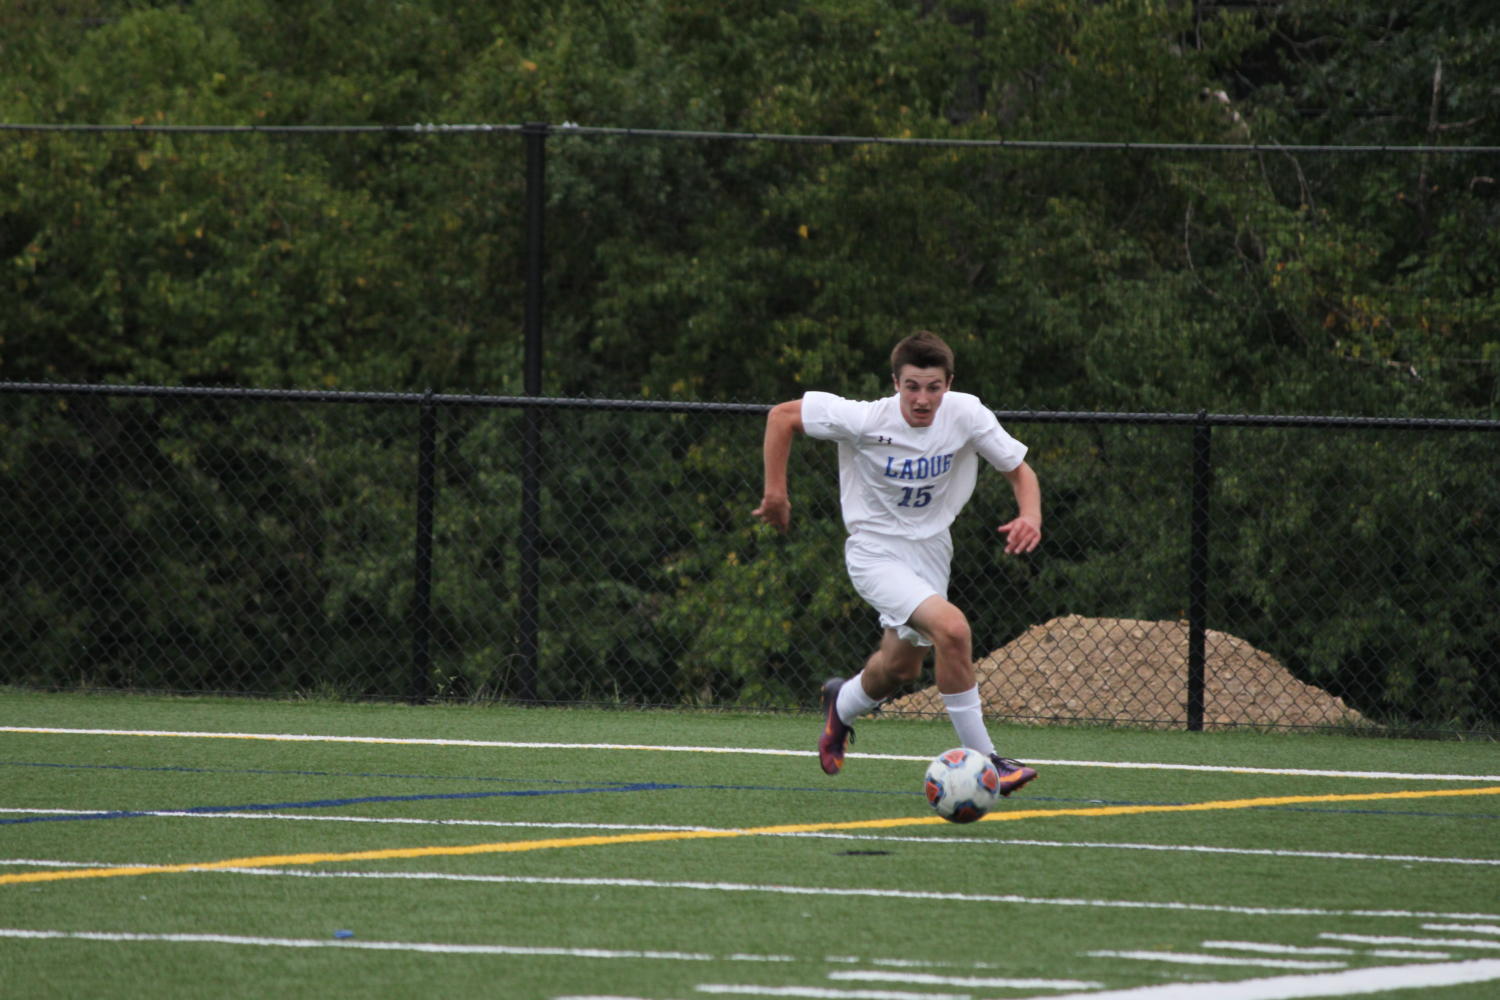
887,614,1366,729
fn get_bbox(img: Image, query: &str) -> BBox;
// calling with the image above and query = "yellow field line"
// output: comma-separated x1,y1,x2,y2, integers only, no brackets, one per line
6,785,1498,888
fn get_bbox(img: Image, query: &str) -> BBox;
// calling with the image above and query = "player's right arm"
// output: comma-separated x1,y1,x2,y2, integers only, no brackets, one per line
752,399,803,532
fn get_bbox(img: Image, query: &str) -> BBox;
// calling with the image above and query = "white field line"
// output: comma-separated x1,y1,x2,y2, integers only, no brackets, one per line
826,970,1102,990
763,832,1500,867
694,988,961,999
0,928,1023,977
1422,923,1500,935
1,943,1036,1000
1088,951,1346,970
0,928,715,961
5,927,1496,1000
823,956,1005,970
5,725,1499,783
73,867,1500,923
1006,958,1500,1000
6,812,1497,868
1202,942,1358,956
4,860,1497,925
1320,933,1500,951
1199,941,1454,960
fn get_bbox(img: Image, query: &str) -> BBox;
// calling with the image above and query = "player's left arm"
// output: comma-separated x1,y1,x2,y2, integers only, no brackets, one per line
997,460,1042,554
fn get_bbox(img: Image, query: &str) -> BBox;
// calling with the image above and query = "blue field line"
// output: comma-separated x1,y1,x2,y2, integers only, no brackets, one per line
0,773,923,829
2,759,596,785
0,760,919,798
0,782,697,826
7,789,1498,829
8,760,1498,826
4,757,921,800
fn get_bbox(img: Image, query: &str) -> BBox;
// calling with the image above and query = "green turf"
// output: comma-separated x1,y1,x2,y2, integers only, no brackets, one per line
3,689,1499,999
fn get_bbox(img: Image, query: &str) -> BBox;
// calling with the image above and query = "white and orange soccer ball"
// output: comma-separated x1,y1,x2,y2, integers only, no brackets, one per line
923,747,1001,824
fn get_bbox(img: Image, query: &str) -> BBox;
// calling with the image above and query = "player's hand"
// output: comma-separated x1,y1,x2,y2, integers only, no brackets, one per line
753,494,791,532
997,515,1041,554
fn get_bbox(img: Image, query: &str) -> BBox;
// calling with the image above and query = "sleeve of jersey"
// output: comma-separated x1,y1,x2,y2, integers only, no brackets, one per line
799,390,865,443
971,404,1028,472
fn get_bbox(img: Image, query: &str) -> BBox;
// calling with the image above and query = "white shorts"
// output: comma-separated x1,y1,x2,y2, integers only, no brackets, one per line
844,532,952,647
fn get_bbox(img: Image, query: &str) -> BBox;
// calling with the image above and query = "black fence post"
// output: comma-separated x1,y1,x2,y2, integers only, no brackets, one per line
1186,411,1213,731
517,122,548,703
410,388,437,704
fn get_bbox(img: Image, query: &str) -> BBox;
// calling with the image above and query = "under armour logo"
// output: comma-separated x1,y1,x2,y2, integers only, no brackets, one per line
874,435,893,445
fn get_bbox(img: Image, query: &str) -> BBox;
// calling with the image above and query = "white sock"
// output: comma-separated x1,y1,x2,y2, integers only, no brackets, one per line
836,671,881,725
941,686,995,757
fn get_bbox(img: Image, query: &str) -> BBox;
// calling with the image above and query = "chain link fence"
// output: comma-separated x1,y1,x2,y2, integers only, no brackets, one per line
4,118,1498,736
4,382,1496,736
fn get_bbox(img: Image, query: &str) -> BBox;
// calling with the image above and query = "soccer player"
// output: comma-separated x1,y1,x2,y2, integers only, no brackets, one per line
753,330,1041,796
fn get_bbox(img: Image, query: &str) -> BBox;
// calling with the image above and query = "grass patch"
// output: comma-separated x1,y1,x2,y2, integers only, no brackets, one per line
4,690,1499,999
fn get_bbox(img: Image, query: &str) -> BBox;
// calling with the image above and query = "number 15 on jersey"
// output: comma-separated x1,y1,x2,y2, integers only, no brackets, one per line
898,485,933,508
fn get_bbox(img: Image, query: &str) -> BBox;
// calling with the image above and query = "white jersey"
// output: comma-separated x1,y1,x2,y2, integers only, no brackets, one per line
800,389,1027,541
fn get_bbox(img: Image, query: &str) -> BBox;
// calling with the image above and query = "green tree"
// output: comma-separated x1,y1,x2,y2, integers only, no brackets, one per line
2,0,1494,725
1232,0,1500,413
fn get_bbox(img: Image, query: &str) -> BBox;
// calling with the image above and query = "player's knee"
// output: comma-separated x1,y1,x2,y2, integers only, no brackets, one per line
873,638,926,686
888,656,923,685
929,610,971,653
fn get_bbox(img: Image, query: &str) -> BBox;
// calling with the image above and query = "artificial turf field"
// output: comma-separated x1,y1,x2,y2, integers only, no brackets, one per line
3,689,1499,999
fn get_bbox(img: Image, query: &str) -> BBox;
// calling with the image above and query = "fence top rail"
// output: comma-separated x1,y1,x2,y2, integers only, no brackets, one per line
3,120,1499,156
4,380,1497,431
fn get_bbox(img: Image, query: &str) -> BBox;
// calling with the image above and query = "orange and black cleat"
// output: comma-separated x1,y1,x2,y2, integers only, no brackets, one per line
817,677,856,775
990,754,1037,796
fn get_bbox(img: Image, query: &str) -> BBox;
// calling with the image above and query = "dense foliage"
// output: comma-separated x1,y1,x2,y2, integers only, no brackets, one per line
2,1,1496,728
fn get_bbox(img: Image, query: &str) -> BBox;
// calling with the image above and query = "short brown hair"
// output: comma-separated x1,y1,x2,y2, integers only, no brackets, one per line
890,330,955,380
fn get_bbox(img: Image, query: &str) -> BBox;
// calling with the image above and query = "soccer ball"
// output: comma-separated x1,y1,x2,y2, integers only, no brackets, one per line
923,747,1001,824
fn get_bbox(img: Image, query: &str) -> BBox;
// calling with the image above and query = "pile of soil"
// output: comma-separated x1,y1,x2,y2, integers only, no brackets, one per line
886,614,1366,729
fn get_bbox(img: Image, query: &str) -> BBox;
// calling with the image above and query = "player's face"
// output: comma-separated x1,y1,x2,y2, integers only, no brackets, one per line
894,365,951,427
